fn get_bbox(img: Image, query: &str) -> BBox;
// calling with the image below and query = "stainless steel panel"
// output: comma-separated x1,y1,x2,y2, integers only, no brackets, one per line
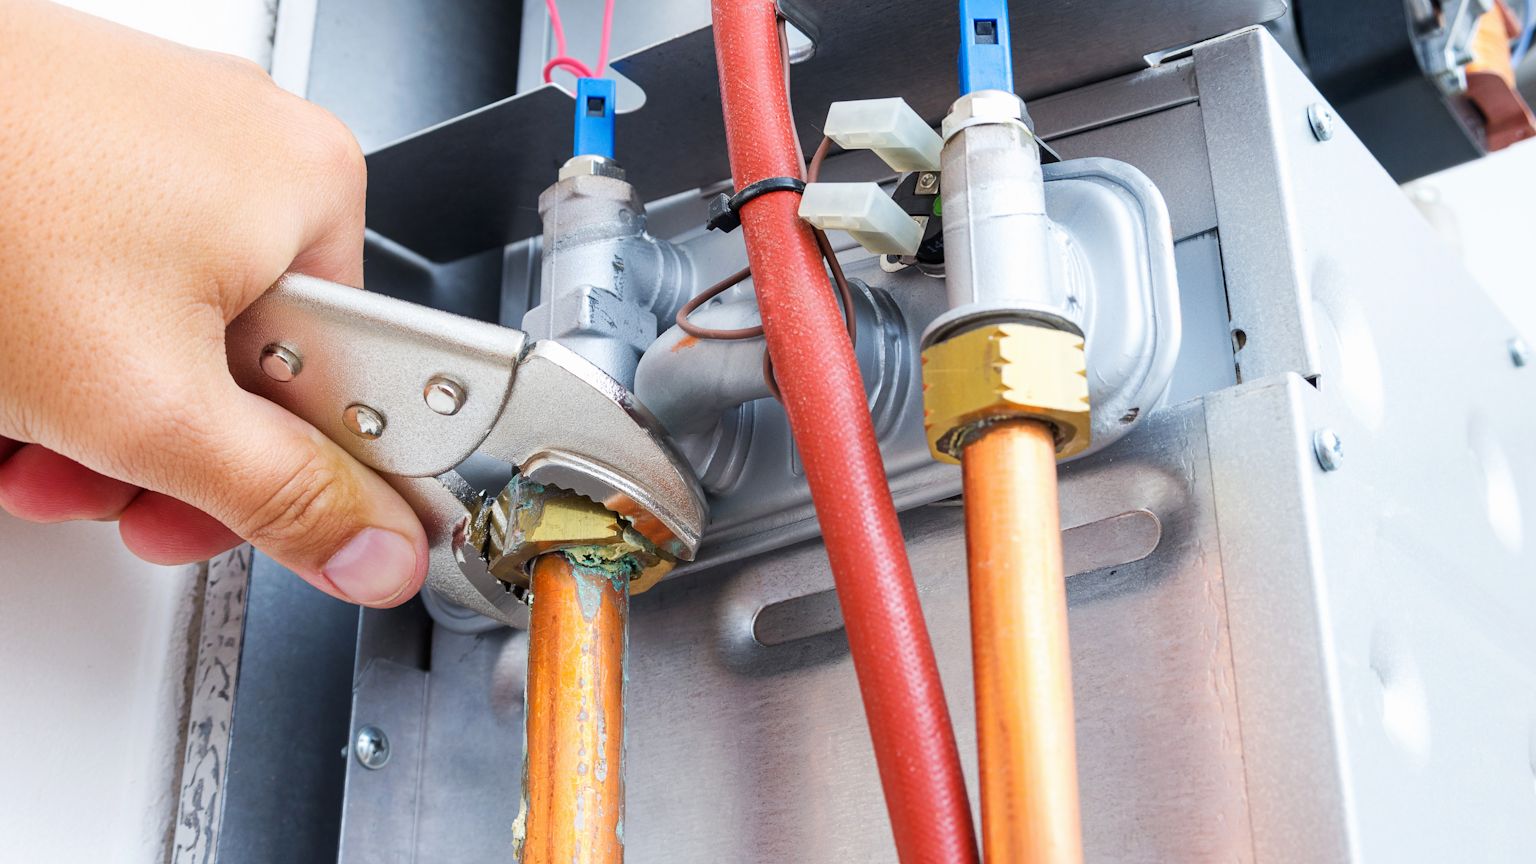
1051,101,1219,241
1198,28,1536,864
1196,27,1323,383
343,397,1256,862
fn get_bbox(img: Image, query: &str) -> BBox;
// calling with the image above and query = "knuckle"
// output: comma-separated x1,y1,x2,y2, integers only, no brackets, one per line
295,106,367,194
206,50,275,89
237,451,355,556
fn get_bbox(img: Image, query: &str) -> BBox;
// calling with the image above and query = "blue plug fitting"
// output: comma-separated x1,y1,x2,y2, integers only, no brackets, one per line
573,77,616,160
958,0,1014,94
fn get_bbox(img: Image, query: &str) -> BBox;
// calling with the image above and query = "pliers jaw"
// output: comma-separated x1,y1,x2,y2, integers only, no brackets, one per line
227,274,707,627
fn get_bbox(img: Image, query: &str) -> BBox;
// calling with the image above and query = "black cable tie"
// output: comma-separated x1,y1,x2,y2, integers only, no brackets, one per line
706,176,807,233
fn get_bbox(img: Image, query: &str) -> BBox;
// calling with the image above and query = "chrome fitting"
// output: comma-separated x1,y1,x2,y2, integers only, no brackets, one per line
557,154,627,182
525,167,693,388
940,89,1034,141
922,322,1091,463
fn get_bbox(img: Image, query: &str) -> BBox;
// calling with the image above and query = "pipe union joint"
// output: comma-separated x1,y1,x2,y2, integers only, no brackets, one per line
922,322,1090,463
471,476,675,597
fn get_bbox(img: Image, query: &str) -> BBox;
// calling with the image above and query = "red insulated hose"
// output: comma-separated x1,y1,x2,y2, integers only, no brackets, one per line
710,3,979,861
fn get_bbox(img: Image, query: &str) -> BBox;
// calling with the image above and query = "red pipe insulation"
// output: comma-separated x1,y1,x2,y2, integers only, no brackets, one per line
710,3,979,861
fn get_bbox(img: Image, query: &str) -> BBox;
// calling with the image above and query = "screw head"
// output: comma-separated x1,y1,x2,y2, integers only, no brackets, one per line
1509,337,1530,368
354,725,390,770
423,377,466,416
1307,103,1336,141
259,344,302,383
343,404,385,440
915,172,939,194
1312,428,1344,472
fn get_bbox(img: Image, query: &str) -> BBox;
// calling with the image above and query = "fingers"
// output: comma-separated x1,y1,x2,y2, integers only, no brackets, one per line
0,444,141,522
118,492,246,568
148,382,427,607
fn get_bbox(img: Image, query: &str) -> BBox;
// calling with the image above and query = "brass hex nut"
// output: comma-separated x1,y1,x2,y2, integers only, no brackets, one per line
473,477,674,597
922,322,1091,463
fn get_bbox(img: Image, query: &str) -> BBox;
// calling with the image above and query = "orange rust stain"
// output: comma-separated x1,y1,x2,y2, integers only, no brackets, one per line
670,335,700,352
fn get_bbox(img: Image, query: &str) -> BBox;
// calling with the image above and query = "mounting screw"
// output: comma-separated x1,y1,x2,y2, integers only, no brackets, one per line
1509,337,1530,368
1312,428,1344,472
915,172,939,194
423,376,466,416
259,344,302,383
1307,103,1336,141
344,404,386,440
354,725,390,770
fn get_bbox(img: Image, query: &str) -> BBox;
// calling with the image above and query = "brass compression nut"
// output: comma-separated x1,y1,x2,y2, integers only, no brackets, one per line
471,477,675,597
922,322,1091,463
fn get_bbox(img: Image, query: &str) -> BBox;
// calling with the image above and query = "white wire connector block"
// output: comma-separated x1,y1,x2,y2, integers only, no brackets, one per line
824,98,943,172
799,182,923,255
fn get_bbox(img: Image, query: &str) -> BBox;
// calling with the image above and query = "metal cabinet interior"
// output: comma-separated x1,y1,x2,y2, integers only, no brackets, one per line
210,6,1536,861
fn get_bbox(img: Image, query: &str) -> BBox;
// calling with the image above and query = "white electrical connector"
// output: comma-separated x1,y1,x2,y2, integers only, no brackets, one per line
823,98,943,172
799,182,923,255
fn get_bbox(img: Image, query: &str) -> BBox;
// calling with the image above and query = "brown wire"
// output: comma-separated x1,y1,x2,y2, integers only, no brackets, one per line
677,135,859,398
675,266,759,339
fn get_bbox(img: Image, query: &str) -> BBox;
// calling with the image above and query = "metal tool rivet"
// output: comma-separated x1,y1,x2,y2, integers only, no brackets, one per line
1307,103,1336,141
344,404,386,440
1509,337,1530,368
424,377,466,416
259,344,302,382
915,172,939,194
1313,428,1344,472
354,725,390,769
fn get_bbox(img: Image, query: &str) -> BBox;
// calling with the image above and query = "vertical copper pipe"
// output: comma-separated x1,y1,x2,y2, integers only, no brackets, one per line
515,554,627,864
962,419,1084,864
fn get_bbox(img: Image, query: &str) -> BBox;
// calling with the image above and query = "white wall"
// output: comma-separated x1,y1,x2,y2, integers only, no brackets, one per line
54,0,276,67
0,520,197,863
0,3,275,863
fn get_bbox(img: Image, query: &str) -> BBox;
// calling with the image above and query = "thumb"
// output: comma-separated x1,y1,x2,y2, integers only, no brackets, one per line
153,380,428,607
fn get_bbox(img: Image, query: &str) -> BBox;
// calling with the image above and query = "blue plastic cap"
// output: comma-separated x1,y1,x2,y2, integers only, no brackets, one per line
573,78,616,160
958,0,1014,95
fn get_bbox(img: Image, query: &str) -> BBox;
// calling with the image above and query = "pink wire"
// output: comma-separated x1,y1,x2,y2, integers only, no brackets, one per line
597,0,615,74
543,56,594,83
542,0,617,83
544,0,569,55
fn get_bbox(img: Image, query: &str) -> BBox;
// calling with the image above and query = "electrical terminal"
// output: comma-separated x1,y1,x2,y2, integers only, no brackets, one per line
824,97,943,172
799,181,924,255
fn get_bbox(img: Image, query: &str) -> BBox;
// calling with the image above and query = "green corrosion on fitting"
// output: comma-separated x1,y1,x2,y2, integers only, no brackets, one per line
562,546,642,591
562,546,639,621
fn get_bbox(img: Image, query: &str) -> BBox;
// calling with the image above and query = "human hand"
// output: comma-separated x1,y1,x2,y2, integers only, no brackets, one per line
0,0,427,607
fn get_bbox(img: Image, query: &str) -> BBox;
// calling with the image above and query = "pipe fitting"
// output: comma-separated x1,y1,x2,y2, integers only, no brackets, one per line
470,475,675,597
927,90,1076,347
634,299,770,437
635,277,910,491
922,322,1090,462
523,169,693,387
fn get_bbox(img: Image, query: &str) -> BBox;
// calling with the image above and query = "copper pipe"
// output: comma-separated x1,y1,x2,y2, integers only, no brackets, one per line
962,419,1084,864
515,553,628,864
